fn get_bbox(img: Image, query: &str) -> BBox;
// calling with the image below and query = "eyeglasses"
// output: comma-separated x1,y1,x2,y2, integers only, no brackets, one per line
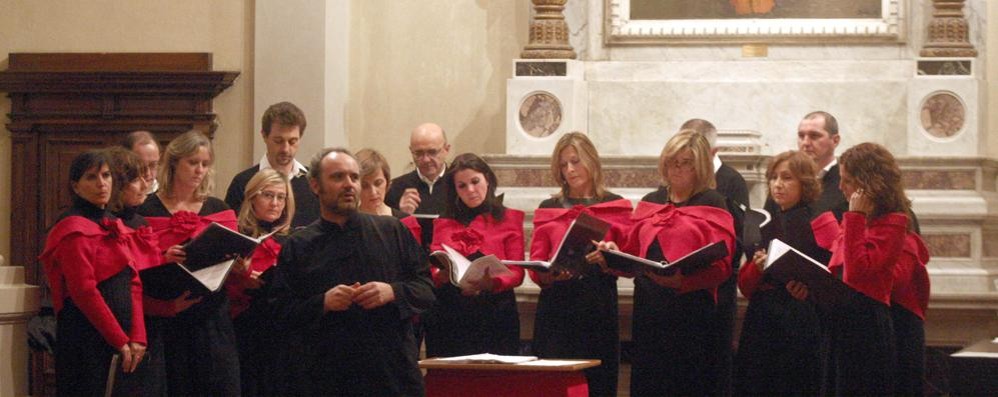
666,158,696,171
257,191,288,203
410,147,444,159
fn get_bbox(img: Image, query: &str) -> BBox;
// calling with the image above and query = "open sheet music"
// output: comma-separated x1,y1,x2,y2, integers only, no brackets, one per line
601,241,728,276
430,244,513,290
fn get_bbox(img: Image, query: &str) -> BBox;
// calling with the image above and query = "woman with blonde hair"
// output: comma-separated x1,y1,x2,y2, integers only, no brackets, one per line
528,132,632,396
734,150,831,396
599,129,736,396
138,129,240,396
228,168,295,396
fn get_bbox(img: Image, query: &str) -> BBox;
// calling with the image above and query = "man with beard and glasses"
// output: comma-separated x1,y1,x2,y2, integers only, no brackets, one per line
268,148,435,396
225,101,320,228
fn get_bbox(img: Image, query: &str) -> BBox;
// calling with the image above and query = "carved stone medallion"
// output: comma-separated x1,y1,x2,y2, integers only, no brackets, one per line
518,92,562,138
920,92,965,138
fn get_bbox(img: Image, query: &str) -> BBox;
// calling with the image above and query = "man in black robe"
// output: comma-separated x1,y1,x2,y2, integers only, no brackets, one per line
384,122,450,247
270,148,435,396
680,118,748,396
765,111,848,220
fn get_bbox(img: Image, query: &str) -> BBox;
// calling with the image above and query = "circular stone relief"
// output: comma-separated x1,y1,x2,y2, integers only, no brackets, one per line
518,92,562,138
919,92,965,139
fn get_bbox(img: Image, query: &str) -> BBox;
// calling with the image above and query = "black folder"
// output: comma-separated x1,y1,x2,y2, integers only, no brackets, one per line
763,238,853,310
140,223,274,299
501,212,610,274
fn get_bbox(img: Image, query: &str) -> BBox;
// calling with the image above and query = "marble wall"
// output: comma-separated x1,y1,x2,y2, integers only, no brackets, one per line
503,0,998,345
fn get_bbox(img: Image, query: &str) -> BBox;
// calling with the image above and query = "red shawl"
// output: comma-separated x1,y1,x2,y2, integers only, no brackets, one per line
527,198,634,284
621,201,735,299
430,209,525,291
39,216,159,347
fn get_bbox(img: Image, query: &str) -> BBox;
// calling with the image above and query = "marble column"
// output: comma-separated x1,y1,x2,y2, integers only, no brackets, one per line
0,256,40,396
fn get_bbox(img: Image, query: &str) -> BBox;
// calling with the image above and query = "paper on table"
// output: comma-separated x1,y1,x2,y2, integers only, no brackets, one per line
517,360,591,366
434,353,538,364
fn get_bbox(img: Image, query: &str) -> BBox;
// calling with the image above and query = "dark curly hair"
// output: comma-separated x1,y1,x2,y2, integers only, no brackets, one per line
839,142,913,230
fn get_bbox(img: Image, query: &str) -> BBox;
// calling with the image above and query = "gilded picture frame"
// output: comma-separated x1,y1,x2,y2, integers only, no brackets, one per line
605,0,906,44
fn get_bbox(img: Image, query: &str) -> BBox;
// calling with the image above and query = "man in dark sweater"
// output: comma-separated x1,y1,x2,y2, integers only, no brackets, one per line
682,118,748,396
384,122,451,246
225,101,320,228
764,111,848,220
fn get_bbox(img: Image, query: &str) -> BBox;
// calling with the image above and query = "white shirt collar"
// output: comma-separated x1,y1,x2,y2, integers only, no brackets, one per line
416,164,446,194
819,158,837,179
712,155,722,172
259,154,308,177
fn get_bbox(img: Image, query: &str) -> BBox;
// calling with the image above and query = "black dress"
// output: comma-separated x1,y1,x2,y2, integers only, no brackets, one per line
733,202,831,396
531,194,623,397
137,195,241,396
630,189,730,396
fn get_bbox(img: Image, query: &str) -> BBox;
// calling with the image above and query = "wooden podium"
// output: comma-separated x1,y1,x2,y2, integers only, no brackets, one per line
419,358,600,397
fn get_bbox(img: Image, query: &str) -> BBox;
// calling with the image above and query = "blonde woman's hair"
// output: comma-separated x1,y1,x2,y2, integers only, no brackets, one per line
657,129,716,194
550,131,608,199
158,130,214,201
238,168,295,237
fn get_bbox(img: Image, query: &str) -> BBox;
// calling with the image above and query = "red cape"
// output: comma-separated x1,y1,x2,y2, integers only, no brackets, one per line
892,232,931,319
144,210,238,268
622,201,735,297
825,211,908,306
528,198,634,284
400,215,422,245
228,236,283,318
39,216,156,347
430,209,525,291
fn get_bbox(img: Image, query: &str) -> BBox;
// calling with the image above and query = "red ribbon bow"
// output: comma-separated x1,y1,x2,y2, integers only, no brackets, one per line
168,211,201,234
450,228,485,254
99,217,127,239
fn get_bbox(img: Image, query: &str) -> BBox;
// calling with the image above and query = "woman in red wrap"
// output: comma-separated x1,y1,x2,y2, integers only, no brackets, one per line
528,132,632,396
601,130,735,396
814,142,915,395
137,130,241,396
40,150,159,396
423,153,526,357
733,150,831,396
227,168,295,396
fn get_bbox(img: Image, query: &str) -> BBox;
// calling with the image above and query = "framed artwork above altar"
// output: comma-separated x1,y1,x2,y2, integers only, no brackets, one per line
605,0,906,44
